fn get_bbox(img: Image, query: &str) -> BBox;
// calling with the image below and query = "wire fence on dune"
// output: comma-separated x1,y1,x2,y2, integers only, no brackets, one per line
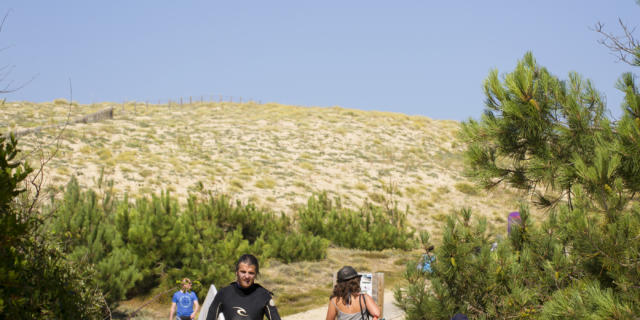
3,92,264,139
120,93,263,108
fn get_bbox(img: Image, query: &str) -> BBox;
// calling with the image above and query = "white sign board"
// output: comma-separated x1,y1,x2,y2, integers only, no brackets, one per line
359,273,373,297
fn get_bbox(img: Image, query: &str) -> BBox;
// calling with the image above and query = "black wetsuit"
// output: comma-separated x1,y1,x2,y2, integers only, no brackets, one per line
206,282,281,320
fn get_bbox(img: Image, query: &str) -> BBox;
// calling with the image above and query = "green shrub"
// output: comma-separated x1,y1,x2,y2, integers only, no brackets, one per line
267,232,329,263
45,179,332,300
395,203,640,319
298,192,415,250
173,194,328,298
396,208,531,319
46,177,142,305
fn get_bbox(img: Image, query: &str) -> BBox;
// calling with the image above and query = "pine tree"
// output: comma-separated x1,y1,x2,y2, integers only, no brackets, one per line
47,177,141,305
115,190,184,293
460,52,608,208
172,194,252,296
298,192,415,250
396,51,640,319
174,192,329,299
0,135,104,318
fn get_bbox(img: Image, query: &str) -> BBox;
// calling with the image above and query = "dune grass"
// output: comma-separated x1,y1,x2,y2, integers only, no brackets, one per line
4,100,543,318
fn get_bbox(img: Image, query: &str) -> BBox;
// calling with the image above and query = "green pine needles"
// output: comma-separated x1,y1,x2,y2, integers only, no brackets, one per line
46,180,331,304
299,192,416,250
461,52,607,208
396,52,640,319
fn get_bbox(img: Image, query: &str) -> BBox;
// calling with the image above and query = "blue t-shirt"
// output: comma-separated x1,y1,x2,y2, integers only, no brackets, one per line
173,290,198,317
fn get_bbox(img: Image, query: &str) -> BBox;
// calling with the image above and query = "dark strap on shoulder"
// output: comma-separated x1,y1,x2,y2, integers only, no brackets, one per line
358,295,369,320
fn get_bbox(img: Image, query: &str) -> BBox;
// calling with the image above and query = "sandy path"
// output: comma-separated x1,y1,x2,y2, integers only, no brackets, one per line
283,291,404,320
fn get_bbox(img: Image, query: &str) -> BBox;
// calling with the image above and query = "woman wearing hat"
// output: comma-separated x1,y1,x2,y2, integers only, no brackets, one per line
325,266,380,320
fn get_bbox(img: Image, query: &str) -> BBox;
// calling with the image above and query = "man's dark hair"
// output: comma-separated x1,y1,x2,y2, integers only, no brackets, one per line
235,254,260,275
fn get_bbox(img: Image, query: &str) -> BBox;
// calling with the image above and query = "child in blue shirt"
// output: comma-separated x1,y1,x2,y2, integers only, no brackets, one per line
170,278,200,320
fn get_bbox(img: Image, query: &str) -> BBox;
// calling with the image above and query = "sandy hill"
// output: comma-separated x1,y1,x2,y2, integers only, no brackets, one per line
3,100,535,318
3,100,529,239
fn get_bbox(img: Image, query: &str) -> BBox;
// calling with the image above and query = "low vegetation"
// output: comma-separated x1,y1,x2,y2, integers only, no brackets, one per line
0,100,535,318
39,172,419,314
299,192,415,250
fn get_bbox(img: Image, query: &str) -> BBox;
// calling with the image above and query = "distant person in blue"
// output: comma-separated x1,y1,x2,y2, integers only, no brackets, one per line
419,245,436,273
170,277,200,320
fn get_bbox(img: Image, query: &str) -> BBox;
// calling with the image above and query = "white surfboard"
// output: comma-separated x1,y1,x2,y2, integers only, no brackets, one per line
198,284,225,320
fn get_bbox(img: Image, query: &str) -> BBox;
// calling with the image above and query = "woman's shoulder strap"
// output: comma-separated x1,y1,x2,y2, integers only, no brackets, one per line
358,294,369,319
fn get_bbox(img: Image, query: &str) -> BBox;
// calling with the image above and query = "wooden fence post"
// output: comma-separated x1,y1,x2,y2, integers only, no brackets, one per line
374,272,384,318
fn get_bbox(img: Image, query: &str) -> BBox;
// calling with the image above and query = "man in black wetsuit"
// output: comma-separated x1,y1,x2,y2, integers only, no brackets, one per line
206,254,281,320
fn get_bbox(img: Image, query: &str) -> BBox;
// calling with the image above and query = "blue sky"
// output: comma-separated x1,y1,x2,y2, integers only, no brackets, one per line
1,1,638,120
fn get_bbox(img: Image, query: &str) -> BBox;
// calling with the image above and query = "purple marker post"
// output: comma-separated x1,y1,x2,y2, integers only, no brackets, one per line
508,211,521,235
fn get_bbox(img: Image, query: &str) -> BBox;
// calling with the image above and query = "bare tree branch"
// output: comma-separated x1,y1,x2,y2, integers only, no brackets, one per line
25,79,74,217
0,10,37,94
0,9,11,34
101,291,112,320
593,19,640,66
